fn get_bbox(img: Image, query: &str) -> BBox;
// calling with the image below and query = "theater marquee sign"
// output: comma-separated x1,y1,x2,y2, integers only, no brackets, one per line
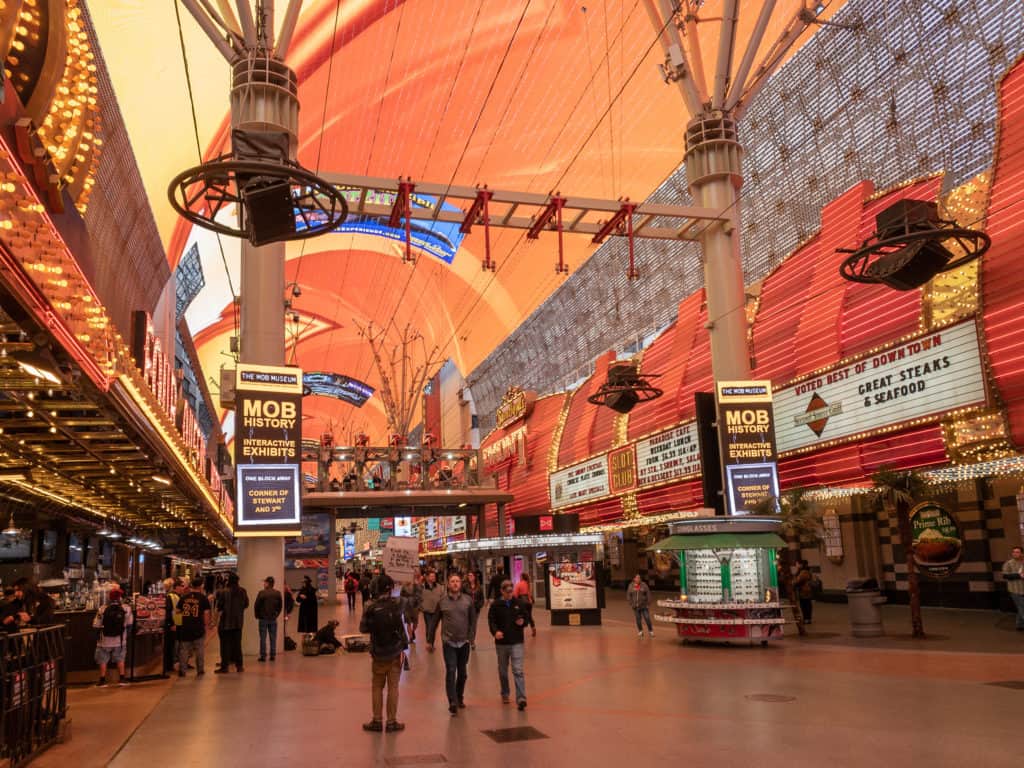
773,318,987,453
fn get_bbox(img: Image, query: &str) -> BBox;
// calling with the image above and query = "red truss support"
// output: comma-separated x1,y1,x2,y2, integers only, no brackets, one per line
527,196,568,275
461,188,496,271
388,179,416,264
592,200,638,279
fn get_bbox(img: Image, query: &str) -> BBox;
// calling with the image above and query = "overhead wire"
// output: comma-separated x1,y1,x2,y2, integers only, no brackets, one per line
337,0,534,439
173,0,240,357
289,0,344,366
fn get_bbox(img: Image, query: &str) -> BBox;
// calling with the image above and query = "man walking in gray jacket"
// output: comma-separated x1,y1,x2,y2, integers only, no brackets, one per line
438,573,476,715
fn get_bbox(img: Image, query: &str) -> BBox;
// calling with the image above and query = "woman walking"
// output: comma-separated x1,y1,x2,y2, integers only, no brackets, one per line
400,573,423,643
628,574,654,639
794,560,814,625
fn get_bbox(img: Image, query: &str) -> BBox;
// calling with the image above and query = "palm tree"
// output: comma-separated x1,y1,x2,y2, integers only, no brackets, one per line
752,488,821,636
870,466,927,638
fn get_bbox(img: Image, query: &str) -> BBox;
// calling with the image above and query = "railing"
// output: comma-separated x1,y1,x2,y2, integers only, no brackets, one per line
1,625,68,767
303,446,485,493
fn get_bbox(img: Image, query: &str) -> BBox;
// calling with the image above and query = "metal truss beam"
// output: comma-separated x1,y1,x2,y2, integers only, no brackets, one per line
322,173,725,242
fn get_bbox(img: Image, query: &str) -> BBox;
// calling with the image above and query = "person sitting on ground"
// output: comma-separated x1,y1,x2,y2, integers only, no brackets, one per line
315,619,343,652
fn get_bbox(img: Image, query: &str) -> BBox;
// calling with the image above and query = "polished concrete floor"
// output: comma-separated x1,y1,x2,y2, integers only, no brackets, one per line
34,594,1023,768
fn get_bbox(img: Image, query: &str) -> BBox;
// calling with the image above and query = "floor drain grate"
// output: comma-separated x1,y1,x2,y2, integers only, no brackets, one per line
385,755,448,766
986,681,1024,690
745,693,797,703
482,726,549,743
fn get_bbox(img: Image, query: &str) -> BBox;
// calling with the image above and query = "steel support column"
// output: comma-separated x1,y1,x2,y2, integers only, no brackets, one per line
685,113,750,381
232,50,297,658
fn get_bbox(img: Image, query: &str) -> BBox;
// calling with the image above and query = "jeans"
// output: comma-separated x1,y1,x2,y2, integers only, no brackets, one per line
178,637,205,674
258,619,278,659
1011,593,1024,629
442,642,470,706
799,597,814,624
424,611,440,647
219,628,243,669
495,643,525,702
633,606,652,632
346,592,357,611
371,655,402,722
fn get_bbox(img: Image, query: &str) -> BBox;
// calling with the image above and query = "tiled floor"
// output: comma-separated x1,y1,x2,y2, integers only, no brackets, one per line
34,594,1023,768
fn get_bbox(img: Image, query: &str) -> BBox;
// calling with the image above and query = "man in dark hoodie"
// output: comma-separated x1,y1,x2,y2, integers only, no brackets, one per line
488,579,534,710
253,576,283,662
359,575,408,733
215,573,249,673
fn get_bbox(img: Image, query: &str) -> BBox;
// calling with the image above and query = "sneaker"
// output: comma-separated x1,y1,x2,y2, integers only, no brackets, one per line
214,667,229,674
458,700,466,709
258,657,266,663
448,704,458,716
501,696,511,704
118,680,129,687
270,656,276,661
649,631,655,638
517,699,527,711
638,631,643,638
385,721,405,732
362,720,383,732
96,679,108,688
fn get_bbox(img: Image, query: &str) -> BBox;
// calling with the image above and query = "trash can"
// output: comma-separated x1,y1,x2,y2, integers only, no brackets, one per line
845,578,886,637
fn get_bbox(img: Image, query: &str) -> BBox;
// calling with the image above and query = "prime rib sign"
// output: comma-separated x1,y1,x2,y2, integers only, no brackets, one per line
773,318,987,454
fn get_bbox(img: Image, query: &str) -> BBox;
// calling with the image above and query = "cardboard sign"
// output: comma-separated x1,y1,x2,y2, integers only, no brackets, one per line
383,536,420,584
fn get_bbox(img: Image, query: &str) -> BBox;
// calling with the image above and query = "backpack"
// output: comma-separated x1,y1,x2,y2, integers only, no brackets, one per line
371,600,408,657
103,603,126,639
811,576,823,595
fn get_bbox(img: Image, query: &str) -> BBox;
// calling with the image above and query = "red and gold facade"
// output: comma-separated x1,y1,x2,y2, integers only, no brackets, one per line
479,57,1024,606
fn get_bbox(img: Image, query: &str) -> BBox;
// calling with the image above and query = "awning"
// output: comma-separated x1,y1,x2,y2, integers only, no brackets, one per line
648,533,786,551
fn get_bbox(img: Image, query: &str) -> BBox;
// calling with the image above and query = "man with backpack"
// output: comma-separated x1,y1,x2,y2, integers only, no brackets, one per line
93,588,133,687
344,572,359,613
177,578,211,676
359,575,408,733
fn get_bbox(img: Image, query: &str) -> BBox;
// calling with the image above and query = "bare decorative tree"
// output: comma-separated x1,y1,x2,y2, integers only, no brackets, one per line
355,321,442,441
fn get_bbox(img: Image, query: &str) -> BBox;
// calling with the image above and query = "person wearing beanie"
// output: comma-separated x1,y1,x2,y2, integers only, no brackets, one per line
214,573,249,673
359,574,408,733
254,575,283,662
93,588,133,687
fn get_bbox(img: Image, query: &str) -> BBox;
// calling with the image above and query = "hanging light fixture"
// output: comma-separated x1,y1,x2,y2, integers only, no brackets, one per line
3,512,19,536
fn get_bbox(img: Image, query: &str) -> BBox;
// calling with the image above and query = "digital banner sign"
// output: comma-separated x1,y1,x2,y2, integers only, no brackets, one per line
235,364,303,535
336,190,466,264
773,318,986,453
302,371,374,407
716,381,780,516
